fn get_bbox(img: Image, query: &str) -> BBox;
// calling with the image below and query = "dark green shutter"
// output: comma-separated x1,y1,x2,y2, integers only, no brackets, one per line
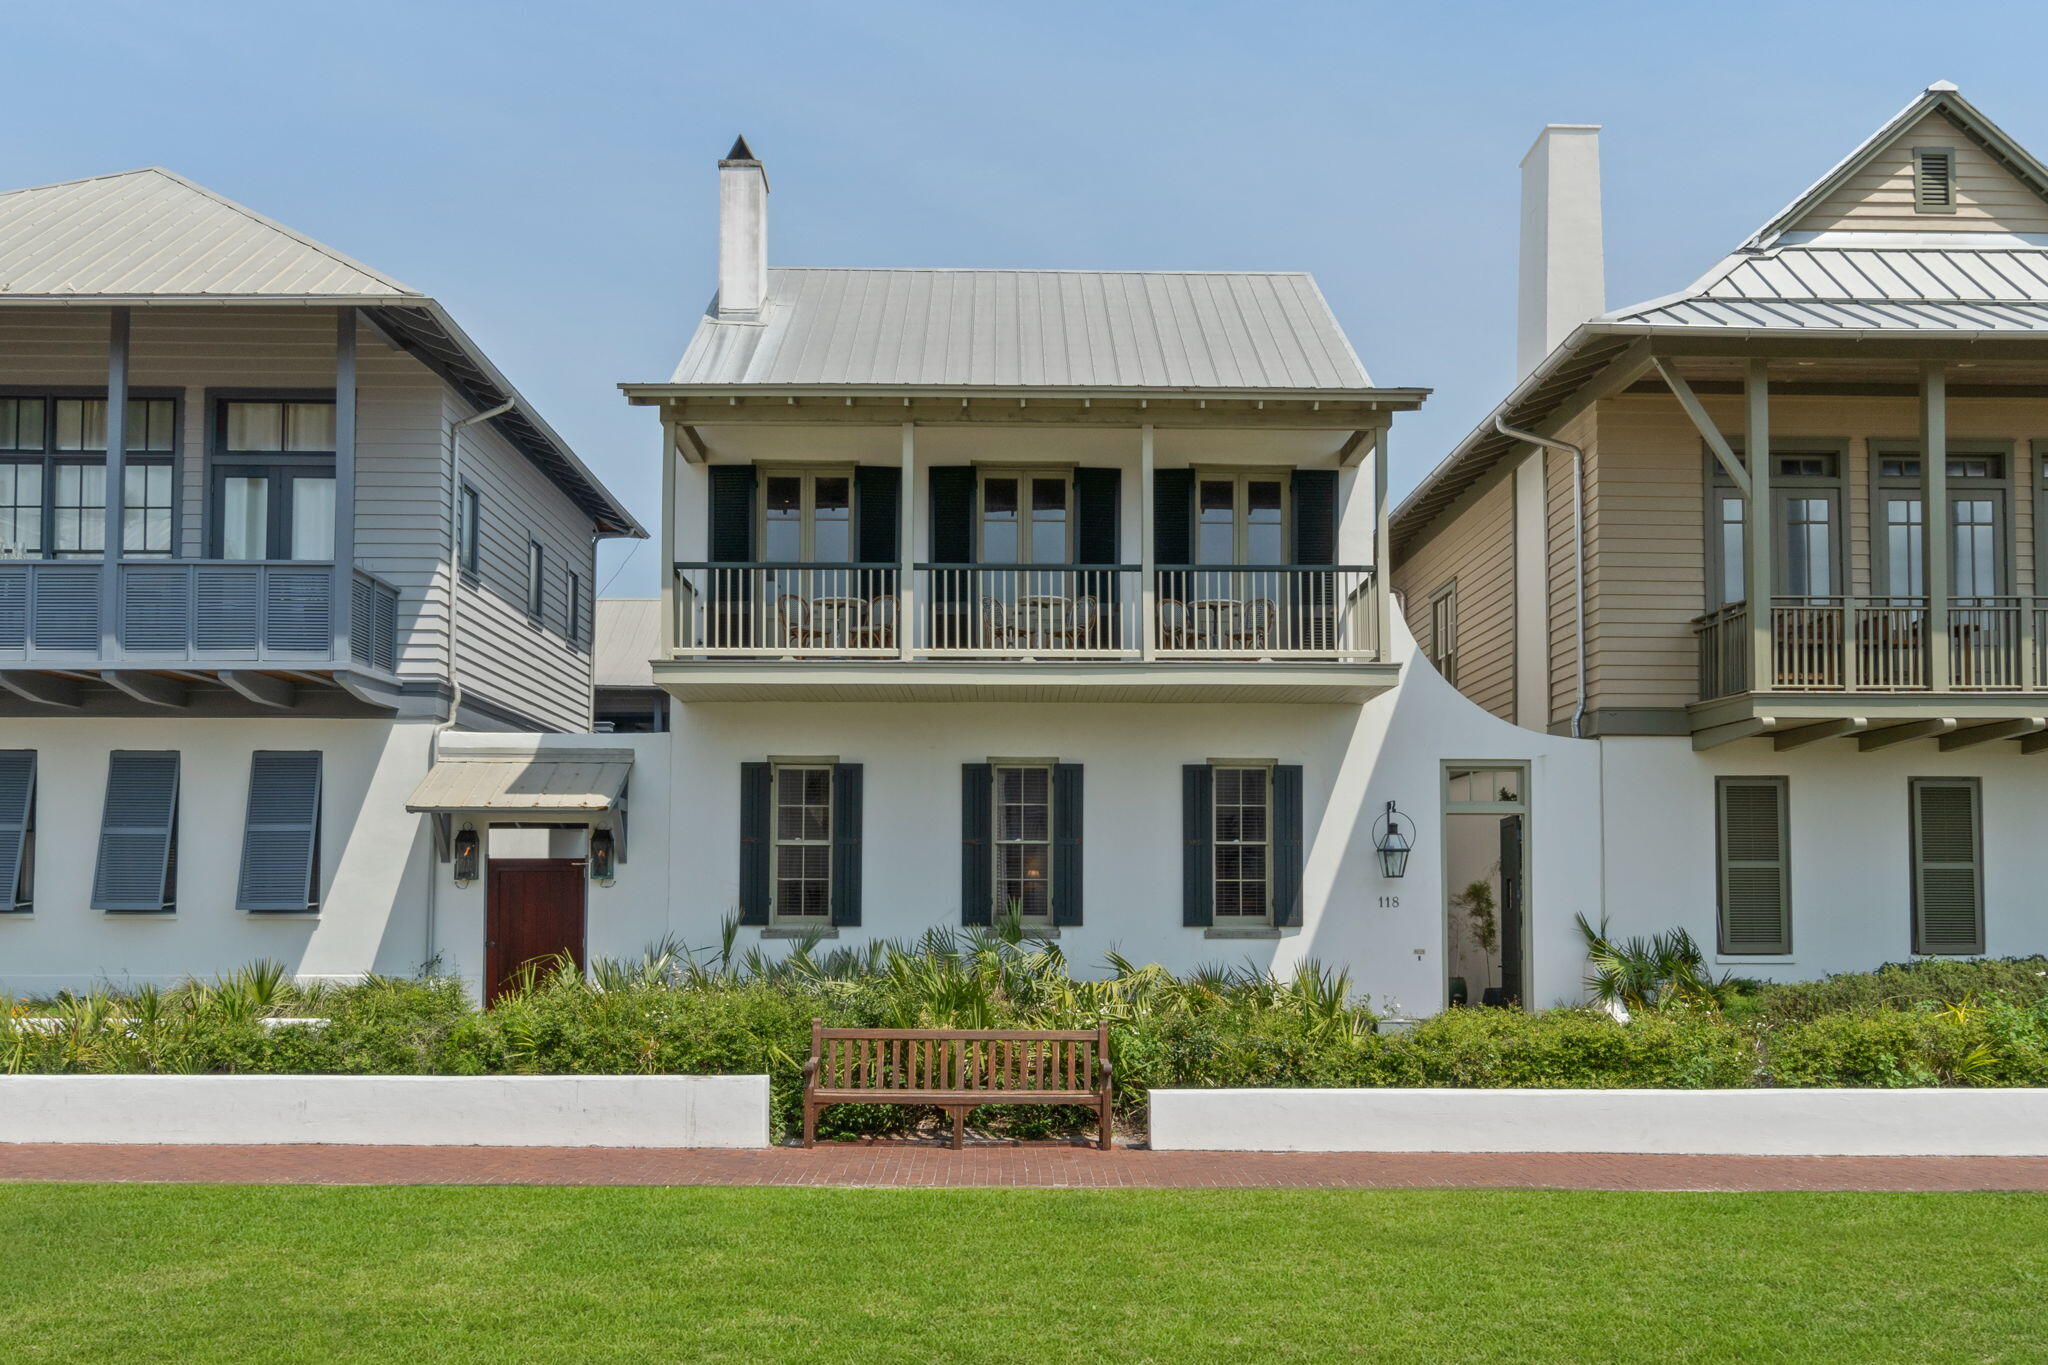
0,751,32,911
1291,469,1337,565
1717,777,1789,954
1074,468,1120,565
1912,779,1983,955
237,751,322,912
855,466,899,564
1273,764,1304,927
1182,764,1213,927
1154,469,1194,565
831,763,863,927
929,467,976,564
92,751,179,913
960,763,992,925
737,762,770,925
1052,763,1083,927
707,465,757,562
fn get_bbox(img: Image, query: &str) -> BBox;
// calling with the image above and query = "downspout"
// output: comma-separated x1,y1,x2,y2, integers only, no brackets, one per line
425,398,516,969
1494,416,1587,740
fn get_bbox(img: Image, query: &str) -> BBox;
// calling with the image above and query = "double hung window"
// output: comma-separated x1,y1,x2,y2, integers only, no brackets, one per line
211,400,336,561
992,762,1054,921
771,763,833,922
1211,765,1272,922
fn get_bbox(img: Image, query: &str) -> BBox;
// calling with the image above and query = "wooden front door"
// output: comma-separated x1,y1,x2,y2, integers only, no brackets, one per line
485,858,587,1005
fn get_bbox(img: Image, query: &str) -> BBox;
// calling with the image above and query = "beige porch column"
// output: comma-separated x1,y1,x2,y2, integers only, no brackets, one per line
1139,423,1156,661
1745,359,1773,695
898,422,916,660
1922,362,1950,692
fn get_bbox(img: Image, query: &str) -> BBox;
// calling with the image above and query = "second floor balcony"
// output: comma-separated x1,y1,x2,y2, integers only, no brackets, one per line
661,560,1389,702
0,558,398,674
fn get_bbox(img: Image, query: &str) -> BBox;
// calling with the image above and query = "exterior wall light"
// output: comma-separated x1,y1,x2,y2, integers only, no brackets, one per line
1373,801,1415,879
589,828,617,885
452,826,481,885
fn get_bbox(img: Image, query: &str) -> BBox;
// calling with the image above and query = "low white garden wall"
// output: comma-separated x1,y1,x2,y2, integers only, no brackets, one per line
1148,1088,2048,1156
0,1075,770,1148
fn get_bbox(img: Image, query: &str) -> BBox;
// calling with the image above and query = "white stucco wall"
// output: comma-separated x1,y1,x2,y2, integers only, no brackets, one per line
0,717,436,994
1599,735,2048,978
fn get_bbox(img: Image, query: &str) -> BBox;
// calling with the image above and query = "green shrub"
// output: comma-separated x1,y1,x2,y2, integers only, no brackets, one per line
1766,999,2048,1088
1747,956,2048,1025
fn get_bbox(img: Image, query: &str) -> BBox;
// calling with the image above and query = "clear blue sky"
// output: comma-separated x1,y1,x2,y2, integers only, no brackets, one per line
13,1,2047,591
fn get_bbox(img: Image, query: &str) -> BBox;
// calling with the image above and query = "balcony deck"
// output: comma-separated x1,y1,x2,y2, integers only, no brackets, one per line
0,558,399,710
656,562,1395,702
1691,596,2048,749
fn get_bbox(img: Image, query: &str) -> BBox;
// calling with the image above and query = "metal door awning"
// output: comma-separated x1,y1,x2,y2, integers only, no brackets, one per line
405,747,633,815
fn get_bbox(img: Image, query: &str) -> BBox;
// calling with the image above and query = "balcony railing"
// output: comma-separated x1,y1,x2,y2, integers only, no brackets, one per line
0,559,398,670
1695,595,2048,698
671,563,1379,662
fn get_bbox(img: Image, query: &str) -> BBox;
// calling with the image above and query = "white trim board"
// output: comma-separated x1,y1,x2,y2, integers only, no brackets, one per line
1148,1087,2048,1156
0,1075,770,1148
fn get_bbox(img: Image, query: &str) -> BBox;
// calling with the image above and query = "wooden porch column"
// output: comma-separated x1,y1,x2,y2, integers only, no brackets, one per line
658,404,678,655
897,421,916,661
332,307,358,667
1139,423,1156,661
1922,362,1950,692
100,307,130,656
1744,359,1773,695
1373,424,1391,662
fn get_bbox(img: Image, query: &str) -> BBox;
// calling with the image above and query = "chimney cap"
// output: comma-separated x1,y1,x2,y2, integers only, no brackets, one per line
723,134,759,163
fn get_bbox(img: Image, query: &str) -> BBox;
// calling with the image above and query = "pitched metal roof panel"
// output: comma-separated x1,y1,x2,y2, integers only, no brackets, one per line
669,268,1374,389
0,168,415,299
405,748,635,814
593,598,660,687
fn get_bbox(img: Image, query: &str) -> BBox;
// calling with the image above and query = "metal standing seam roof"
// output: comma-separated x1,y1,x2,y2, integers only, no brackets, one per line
0,166,642,537
668,267,1378,390
405,749,635,814
593,598,661,688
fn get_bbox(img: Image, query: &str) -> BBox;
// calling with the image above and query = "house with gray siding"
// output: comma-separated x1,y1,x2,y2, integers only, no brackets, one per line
0,166,640,993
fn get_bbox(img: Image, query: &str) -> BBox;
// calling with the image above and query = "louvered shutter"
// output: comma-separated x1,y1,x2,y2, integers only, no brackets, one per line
1716,777,1789,954
237,751,322,912
960,763,993,926
92,751,179,913
1182,764,1213,927
1290,469,1338,565
0,751,33,911
1052,763,1083,927
855,466,900,565
737,762,770,925
707,465,757,562
1912,779,1983,955
1154,469,1194,565
1074,469,1120,564
1273,765,1304,928
1915,148,1955,211
928,467,976,564
830,763,863,927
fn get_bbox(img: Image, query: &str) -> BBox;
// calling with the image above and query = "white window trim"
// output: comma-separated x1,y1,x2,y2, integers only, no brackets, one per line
991,759,1056,922
768,760,834,926
1209,758,1274,925
975,468,1072,566
758,465,856,564
1192,468,1290,567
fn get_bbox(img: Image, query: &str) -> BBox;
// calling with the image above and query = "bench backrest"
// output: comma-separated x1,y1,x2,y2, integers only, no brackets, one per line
809,1023,1107,1095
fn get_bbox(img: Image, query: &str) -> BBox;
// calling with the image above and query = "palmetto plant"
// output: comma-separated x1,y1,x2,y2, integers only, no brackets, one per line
1574,914,1731,1013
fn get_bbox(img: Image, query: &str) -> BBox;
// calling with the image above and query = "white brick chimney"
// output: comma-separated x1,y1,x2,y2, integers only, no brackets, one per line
717,135,768,319
1517,124,1604,378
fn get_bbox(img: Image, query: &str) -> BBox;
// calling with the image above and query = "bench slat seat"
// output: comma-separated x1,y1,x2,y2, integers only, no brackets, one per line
801,1019,1113,1150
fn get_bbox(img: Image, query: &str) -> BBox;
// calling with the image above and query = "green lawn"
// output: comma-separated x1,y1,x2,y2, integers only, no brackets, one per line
3,1185,2045,1363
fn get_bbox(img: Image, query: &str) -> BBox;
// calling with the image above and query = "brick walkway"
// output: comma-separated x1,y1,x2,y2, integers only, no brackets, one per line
4,1142,2047,1191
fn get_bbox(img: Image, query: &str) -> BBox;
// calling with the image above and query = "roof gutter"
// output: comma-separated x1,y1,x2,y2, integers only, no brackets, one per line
619,381,1432,406
1493,415,1587,740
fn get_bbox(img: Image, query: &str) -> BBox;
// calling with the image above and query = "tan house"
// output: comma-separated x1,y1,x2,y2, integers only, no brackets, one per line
1394,83,2048,974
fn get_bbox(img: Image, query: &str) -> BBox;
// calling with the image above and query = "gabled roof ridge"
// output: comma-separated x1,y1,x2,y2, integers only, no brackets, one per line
1743,84,2048,250
0,165,420,297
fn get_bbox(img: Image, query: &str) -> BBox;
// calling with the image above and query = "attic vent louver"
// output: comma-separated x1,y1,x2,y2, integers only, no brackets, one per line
1914,146,1956,213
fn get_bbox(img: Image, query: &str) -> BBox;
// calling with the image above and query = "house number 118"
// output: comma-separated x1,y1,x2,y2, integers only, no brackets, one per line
1376,895,1401,909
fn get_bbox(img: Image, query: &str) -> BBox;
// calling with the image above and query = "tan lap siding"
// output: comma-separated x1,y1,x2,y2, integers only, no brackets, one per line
1394,468,1516,719
1793,113,2048,234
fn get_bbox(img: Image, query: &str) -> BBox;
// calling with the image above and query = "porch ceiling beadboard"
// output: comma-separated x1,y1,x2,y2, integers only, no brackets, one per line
667,268,1377,391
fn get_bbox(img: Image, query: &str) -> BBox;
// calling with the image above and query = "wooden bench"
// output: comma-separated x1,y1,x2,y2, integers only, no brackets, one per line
802,1021,1113,1150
